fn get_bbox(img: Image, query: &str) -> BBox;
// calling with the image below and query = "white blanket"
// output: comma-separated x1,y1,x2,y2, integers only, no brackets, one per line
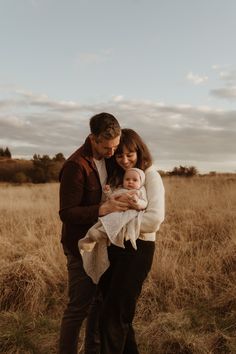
81,210,144,284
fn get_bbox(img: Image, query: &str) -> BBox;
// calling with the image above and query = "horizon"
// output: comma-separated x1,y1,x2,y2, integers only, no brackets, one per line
0,150,235,175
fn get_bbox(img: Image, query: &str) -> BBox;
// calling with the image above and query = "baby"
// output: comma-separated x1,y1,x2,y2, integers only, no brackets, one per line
79,167,147,253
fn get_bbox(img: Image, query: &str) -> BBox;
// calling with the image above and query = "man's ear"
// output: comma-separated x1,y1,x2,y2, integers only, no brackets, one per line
90,134,96,143
90,134,99,144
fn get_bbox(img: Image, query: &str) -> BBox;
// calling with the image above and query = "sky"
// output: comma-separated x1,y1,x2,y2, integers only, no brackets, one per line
0,0,236,173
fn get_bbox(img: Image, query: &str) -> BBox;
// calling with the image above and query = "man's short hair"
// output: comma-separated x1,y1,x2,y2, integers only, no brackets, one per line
90,112,121,140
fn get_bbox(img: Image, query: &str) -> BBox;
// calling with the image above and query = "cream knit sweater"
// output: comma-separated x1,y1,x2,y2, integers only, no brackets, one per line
139,165,165,241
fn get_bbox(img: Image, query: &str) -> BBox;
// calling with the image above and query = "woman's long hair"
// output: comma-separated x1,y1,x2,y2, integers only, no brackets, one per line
108,129,153,187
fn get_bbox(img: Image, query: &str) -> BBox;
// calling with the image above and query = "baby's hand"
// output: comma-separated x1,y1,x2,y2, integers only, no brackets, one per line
131,194,139,203
127,190,138,201
103,184,111,193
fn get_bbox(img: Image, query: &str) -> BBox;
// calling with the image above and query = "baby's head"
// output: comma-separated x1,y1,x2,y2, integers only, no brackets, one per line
123,168,145,190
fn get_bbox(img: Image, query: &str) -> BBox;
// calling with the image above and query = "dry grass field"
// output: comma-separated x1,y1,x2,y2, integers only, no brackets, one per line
0,176,236,353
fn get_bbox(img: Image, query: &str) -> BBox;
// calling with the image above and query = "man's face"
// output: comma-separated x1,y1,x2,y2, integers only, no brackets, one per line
91,134,120,159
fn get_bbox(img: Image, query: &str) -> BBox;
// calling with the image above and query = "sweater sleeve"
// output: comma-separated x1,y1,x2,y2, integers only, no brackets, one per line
140,166,165,233
136,187,148,209
59,162,100,225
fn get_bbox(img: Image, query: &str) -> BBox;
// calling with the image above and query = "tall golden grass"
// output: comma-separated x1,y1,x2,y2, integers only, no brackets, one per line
0,176,236,353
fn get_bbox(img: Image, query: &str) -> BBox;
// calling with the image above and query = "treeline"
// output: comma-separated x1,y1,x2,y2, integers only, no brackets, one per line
0,153,65,183
159,165,198,177
0,147,11,158
0,147,220,184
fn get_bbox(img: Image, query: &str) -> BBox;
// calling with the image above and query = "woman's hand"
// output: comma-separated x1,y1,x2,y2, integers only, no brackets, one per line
98,196,129,216
125,191,142,210
114,191,142,210
114,193,130,203
127,199,143,210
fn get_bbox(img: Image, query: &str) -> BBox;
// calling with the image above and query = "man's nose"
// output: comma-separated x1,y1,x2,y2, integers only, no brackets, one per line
110,148,117,155
107,148,115,156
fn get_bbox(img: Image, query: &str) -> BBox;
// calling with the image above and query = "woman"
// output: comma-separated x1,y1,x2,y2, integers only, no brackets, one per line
99,128,165,354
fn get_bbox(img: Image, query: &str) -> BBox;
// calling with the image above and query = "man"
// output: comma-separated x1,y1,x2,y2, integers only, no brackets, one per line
58,112,128,354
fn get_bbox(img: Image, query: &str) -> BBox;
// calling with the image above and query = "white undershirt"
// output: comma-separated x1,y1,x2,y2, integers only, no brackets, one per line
93,158,108,192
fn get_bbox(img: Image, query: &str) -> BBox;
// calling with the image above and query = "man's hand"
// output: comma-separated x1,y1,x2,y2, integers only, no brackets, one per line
99,196,129,216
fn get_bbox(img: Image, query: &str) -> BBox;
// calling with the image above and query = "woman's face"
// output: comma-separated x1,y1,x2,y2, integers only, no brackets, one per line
115,146,138,170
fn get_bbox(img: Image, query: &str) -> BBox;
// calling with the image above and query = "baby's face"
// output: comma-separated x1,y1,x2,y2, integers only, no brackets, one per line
123,170,141,190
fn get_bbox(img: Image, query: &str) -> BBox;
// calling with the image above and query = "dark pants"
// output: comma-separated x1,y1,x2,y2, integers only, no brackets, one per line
59,246,101,354
99,239,155,354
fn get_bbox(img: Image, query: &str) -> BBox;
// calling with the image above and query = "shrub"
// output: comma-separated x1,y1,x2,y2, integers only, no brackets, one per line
169,165,198,177
12,172,29,184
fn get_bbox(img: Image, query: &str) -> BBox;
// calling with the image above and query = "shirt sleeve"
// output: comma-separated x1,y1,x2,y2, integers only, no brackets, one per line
140,166,165,233
59,162,100,225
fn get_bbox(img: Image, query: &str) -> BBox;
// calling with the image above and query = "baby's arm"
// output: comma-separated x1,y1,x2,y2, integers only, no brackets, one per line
105,188,147,210
103,184,112,199
114,190,133,203
122,188,148,210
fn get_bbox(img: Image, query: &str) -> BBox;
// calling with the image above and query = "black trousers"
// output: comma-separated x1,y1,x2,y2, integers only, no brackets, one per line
99,239,155,354
59,246,101,354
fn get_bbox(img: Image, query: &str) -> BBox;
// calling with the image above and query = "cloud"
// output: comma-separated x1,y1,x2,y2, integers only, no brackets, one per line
77,49,112,65
212,64,220,70
211,65,236,79
186,71,208,85
210,87,236,100
219,70,236,84
112,95,124,102
0,116,30,128
1,89,235,173
209,66,236,102
13,90,87,112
